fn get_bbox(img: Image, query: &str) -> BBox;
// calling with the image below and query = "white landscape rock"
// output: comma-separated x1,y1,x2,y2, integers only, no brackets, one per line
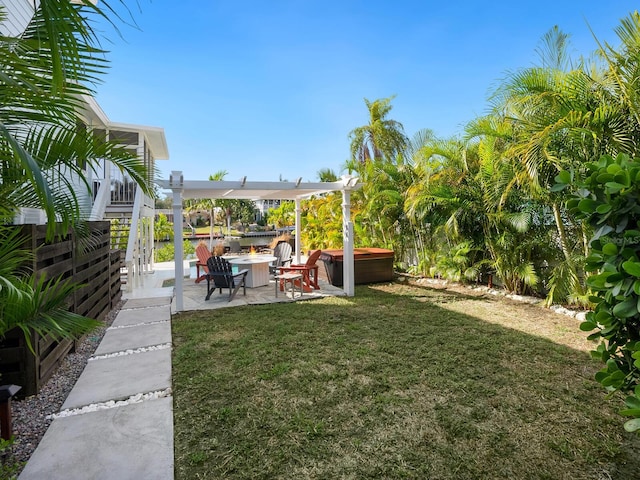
89,343,172,361
47,388,173,419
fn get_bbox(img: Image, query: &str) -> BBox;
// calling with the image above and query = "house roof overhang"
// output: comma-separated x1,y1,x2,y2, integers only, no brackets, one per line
78,95,170,160
108,122,169,161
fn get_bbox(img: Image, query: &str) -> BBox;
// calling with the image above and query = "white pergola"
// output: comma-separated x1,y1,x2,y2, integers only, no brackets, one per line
158,171,361,312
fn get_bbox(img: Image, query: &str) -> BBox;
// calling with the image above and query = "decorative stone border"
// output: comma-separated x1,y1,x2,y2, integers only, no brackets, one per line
47,388,173,419
88,343,172,361
410,276,588,321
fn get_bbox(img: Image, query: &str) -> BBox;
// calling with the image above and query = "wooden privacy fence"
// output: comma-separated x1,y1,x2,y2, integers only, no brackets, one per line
0,221,122,397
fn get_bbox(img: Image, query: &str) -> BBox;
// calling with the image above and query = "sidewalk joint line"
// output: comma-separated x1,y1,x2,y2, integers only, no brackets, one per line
89,343,171,361
47,388,173,419
107,319,169,330
120,304,172,311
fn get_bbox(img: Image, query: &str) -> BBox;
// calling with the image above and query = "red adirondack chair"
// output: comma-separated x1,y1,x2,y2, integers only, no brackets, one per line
279,249,321,292
194,242,212,284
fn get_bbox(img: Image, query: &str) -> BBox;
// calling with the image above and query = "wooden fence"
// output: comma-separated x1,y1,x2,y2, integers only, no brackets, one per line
0,222,122,397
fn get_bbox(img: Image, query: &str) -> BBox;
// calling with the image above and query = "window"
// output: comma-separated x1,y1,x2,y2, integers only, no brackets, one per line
109,130,139,145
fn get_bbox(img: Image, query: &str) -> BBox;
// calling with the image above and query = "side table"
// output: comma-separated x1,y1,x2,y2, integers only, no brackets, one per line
274,272,303,299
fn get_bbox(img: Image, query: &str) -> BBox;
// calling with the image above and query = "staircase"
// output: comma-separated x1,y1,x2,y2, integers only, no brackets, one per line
91,178,155,292
108,217,131,286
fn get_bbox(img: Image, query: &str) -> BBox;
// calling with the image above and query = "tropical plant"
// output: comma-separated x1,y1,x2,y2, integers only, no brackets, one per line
348,96,408,164
0,226,100,347
555,153,640,433
0,0,153,345
344,97,414,261
156,239,195,263
154,212,173,260
0,1,154,235
478,26,632,303
300,192,344,250
316,168,339,182
266,201,295,228
593,12,640,145
184,170,227,248
109,218,130,250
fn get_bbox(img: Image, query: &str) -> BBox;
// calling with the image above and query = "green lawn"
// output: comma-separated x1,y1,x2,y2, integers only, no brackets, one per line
172,283,640,479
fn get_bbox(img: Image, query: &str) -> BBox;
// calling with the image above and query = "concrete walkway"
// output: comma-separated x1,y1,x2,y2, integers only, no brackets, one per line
18,260,343,479
18,294,175,480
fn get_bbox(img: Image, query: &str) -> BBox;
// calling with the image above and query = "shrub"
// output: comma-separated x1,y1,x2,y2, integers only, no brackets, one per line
555,153,640,432
156,240,195,262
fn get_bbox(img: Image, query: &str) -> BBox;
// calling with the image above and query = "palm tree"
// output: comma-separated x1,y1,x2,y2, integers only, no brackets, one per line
342,96,412,257
0,1,153,234
0,226,101,349
316,168,339,182
348,96,408,164
594,12,640,141
0,0,153,343
266,201,295,229
154,212,173,260
184,170,228,248
482,26,627,303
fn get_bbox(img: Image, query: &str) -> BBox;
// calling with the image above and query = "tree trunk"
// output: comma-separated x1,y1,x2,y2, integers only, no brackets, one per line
552,202,572,263
581,220,590,257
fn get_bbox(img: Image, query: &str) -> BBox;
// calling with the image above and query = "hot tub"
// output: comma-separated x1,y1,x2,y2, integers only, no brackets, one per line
319,248,394,286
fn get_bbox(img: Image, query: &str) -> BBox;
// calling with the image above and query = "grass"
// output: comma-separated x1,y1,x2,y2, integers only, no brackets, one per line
172,282,640,479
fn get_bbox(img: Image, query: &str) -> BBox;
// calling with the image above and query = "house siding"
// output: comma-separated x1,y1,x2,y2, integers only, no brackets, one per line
0,0,38,36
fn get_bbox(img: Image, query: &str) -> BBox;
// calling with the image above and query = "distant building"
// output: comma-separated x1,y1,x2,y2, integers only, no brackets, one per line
254,199,282,222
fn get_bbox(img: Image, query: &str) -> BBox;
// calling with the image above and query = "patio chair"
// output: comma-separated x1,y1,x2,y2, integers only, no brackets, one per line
194,242,211,284
205,256,249,301
269,241,292,275
279,249,321,292
228,240,242,253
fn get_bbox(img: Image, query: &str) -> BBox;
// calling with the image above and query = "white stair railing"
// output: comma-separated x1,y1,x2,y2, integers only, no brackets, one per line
124,187,143,291
89,179,109,221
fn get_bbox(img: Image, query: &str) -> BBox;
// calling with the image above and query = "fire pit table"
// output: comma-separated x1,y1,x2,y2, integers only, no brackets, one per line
228,255,277,288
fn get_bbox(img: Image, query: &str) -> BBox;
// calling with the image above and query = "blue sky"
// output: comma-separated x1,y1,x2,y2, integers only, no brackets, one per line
94,1,636,186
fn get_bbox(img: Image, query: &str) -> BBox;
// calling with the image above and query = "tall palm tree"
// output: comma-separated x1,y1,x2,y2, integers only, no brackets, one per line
488,27,629,262
348,96,408,164
343,96,411,256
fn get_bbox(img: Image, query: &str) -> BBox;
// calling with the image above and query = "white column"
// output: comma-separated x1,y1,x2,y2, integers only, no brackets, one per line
171,171,184,312
342,189,355,296
294,198,302,264
150,214,155,272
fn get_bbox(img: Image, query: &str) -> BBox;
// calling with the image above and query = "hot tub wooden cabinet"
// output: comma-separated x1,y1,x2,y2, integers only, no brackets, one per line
319,248,394,287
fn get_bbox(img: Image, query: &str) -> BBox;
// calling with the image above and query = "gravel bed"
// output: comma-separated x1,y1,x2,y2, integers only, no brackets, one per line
8,300,125,469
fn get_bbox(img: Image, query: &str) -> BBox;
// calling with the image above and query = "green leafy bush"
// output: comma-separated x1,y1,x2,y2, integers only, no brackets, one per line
0,437,23,479
156,240,195,262
555,153,640,432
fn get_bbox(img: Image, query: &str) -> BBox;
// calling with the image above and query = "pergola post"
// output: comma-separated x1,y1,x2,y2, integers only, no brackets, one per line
342,187,355,297
170,170,184,312
294,198,302,263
